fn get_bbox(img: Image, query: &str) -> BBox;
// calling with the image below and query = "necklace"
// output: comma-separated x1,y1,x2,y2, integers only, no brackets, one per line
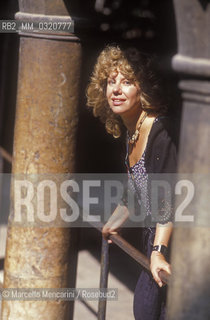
128,112,147,144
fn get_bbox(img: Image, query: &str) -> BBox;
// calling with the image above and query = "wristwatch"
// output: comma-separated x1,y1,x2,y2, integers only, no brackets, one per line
152,245,168,257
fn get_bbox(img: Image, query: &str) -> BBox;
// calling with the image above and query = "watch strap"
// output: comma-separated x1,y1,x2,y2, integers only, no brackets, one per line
152,245,168,257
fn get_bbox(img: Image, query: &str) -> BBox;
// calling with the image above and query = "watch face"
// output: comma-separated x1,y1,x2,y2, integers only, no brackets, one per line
152,245,167,256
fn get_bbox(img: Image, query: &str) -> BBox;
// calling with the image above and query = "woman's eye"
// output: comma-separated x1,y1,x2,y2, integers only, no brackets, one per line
123,80,131,85
108,79,115,85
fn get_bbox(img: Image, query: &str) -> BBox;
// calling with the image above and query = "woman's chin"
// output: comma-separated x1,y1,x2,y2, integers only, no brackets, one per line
110,106,127,115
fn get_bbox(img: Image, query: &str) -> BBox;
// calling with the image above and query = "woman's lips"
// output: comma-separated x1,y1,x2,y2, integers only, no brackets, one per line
112,98,126,106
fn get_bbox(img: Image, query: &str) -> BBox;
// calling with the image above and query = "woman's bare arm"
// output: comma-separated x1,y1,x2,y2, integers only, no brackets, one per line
150,222,173,287
102,204,129,243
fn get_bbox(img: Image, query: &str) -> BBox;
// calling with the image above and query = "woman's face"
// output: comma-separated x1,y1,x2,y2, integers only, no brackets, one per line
106,70,140,116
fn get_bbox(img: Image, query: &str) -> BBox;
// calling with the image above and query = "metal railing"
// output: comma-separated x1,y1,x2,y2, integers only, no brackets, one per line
89,221,169,320
0,147,12,165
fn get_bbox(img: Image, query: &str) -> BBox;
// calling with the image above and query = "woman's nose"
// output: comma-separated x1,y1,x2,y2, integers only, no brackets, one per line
113,84,122,94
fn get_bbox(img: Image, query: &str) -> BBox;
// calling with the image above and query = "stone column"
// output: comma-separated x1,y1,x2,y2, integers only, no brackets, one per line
167,1,210,319
1,1,81,319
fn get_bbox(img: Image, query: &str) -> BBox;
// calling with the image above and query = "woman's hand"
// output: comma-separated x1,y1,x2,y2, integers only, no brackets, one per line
150,251,171,287
102,223,119,244
102,204,129,243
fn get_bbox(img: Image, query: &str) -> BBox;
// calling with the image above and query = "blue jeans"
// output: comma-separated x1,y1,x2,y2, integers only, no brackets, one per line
133,229,167,320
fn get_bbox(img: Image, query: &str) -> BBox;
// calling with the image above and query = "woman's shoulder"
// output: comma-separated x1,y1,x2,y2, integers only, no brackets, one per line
148,115,177,146
145,115,178,173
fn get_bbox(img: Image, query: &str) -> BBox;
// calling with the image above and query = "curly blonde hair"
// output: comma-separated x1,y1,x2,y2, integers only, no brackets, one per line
86,45,167,138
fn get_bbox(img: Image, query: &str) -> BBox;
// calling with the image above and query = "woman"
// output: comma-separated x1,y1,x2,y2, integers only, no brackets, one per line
86,45,177,320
